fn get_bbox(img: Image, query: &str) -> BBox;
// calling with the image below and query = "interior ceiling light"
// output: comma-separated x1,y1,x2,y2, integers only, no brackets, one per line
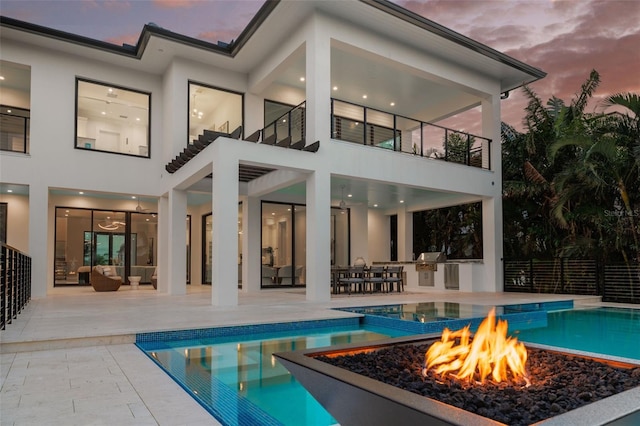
373,204,378,207
390,102,395,106
333,86,338,91
300,77,305,82
0,76,5,80
362,94,367,99
7,189,13,193
98,220,125,231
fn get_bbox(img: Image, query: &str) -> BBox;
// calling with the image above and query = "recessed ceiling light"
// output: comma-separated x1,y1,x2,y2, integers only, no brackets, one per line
101,111,106,115
65,214,68,217
132,196,137,199
136,117,140,121
146,218,149,222
300,77,305,82
347,194,353,198
7,189,13,193
333,86,338,91
7,109,11,113
390,102,395,106
271,212,275,215
65,210,69,212
0,76,5,80
362,94,367,99
399,200,404,203
108,88,113,93
79,191,84,195
373,204,378,207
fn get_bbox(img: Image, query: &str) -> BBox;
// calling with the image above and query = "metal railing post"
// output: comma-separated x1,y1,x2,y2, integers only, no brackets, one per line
444,129,449,161
362,106,367,145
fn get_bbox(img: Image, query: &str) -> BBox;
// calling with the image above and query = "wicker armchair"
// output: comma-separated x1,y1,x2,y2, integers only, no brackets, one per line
91,266,122,292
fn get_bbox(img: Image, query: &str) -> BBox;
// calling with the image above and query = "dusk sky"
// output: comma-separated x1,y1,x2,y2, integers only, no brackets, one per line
1,0,638,131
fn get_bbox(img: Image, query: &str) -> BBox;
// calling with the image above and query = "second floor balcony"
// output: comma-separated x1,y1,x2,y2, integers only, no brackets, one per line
261,99,491,170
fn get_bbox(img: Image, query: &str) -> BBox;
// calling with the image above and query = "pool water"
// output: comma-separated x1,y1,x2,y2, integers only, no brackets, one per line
138,324,409,425
511,307,640,361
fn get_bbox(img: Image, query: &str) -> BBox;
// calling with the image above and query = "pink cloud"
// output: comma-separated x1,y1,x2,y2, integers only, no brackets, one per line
153,0,200,9
197,30,239,44
105,33,140,47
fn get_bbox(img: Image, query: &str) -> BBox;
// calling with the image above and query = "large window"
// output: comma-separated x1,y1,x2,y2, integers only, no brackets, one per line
0,60,31,154
54,207,157,286
202,204,242,286
188,82,242,144
76,79,150,157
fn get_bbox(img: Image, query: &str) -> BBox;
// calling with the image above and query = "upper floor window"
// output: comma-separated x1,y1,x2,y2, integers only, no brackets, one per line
76,79,150,157
188,82,242,144
0,60,31,154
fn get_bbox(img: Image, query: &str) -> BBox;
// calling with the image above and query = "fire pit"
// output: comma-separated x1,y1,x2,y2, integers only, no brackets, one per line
275,314,640,425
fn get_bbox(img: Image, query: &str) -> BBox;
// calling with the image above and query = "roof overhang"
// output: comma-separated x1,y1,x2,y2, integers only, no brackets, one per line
0,0,544,92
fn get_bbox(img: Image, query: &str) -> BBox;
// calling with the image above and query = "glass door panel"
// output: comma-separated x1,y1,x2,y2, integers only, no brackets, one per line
293,206,306,285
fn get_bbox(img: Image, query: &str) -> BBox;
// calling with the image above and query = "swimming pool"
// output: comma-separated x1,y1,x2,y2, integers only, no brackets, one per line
511,307,640,361
137,319,410,425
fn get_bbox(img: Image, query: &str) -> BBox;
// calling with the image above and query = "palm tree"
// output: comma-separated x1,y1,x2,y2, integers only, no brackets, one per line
548,73,639,263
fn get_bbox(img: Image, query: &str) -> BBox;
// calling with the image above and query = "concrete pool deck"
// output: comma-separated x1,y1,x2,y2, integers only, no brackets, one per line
0,285,629,425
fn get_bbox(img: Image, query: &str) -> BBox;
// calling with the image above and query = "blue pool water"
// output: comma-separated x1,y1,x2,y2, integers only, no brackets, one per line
137,303,639,425
511,307,640,360
137,321,410,426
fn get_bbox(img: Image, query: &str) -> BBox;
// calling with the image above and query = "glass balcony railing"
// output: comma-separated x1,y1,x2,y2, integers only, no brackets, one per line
1,107,30,154
263,101,306,144
331,99,491,170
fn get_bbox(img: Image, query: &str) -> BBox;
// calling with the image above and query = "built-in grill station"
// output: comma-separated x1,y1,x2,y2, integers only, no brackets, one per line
416,252,446,287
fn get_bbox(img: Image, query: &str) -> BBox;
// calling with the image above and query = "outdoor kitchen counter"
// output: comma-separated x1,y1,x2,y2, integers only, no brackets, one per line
372,260,484,291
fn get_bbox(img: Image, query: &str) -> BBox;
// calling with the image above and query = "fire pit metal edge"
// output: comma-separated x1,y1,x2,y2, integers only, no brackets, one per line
273,334,640,426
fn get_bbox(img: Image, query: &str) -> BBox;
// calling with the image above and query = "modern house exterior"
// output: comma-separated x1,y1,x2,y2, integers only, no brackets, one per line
0,0,545,306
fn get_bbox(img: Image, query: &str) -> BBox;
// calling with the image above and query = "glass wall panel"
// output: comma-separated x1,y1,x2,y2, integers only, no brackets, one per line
202,213,213,284
130,212,157,283
76,79,150,157
331,207,350,266
261,203,289,286
189,82,242,144
54,207,159,286
293,206,306,285
55,208,91,285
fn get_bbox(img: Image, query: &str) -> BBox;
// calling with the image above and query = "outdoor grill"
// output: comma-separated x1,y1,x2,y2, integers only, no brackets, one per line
416,251,446,271
416,252,446,287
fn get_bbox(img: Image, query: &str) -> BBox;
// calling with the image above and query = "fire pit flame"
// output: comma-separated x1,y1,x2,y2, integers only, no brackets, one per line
423,308,529,385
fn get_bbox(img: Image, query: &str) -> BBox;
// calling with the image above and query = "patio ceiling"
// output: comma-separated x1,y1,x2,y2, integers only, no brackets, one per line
262,45,481,124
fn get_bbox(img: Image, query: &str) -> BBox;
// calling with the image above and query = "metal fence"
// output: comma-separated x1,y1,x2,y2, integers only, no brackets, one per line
1,244,32,330
504,258,640,304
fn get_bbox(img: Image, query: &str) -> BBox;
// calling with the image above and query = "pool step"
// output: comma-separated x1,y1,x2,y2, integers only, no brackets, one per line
0,334,135,354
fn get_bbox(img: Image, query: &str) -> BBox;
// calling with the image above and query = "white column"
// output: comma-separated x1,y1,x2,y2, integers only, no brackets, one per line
244,93,264,138
481,94,503,292
242,195,261,293
306,170,331,302
157,196,169,292
397,205,414,261
212,153,239,306
168,189,187,295
29,184,47,297
305,15,331,144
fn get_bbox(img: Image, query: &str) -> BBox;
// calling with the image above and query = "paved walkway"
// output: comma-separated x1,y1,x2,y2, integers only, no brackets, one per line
0,285,613,425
